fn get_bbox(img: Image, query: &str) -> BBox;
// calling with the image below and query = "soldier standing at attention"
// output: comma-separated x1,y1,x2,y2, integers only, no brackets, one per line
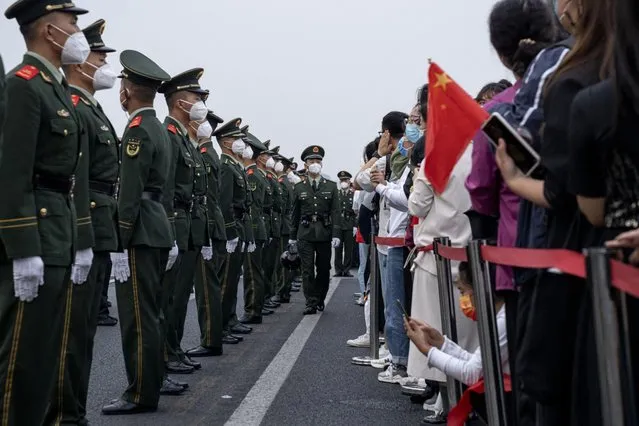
0,2,90,424
290,146,341,315
334,171,356,277
272,155,296,304
52,19,119,425
102,50,175,415
157,69,209,375
186,110,230,358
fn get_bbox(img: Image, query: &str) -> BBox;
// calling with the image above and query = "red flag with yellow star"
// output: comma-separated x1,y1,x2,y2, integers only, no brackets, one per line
424,61,489,193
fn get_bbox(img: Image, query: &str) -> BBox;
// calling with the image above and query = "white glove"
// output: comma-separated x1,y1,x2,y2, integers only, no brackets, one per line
332,238,341,248
248,242,256,253
201,245,213,261
13,256,44,302
226,237,239,253
166,242,179,271
71,248,94,285
110,251,130,283
243,241,249,252
353,227,357,236
288,239,297,245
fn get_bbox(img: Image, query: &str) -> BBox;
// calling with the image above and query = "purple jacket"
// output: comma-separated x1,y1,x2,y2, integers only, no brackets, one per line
466,82,522,291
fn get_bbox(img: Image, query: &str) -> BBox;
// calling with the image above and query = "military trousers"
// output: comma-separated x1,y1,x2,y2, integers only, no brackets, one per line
116,247,168,408
162,251,184,363
173,247,201,348
48,251,111,425
220,243,244,330
276,236,293,298
335,229,354,274
263,237,281,299
193,241,225,349
0,263,71,426
298,240,332,308
243,241,265,318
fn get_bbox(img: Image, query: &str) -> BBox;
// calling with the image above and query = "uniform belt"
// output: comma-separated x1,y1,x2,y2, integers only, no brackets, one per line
141,191,163,203
175,199,194,212
302,214,321,223
194,195,207,205
89,179,118,197
33,174,75,194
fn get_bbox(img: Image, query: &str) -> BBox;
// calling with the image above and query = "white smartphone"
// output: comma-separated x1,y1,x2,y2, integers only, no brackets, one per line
481,112,541,177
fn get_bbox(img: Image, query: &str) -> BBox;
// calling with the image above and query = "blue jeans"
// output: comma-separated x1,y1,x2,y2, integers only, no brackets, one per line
357,243,369,294
382,248,409,366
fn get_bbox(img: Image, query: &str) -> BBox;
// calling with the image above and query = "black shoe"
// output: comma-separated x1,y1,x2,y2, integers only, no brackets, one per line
264,300,280,309
231,323,253,333
421,412,447,424
166,376,189,390
182,356,201,370
229,334,244,342
239,315,262,325
222,335,240,344
272,295,290,303
262,308,274,316
303,306,317,315
317,302,325,312
160,378,186,395
97,315,118,326
343,272,354,277
333,272,343,277
186,345,223,357
102,398,156,415
290,286,301,292
165,360,194,374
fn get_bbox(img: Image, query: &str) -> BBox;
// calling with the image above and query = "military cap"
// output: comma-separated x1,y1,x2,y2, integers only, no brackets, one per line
264,140,271,150
265,145,280,156
279,156,295,168
206,110,224,132
158,68,209,98
301,145,325,162
118,50,170,89
291,161,299,170
213,118,244,139
82,19,115,53
245,132,267,153
5,0,88,26
240,125,250,137
337,171,352,180
297,169,308,177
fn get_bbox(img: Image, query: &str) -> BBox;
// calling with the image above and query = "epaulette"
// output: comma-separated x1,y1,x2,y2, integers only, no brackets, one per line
71,95,81,107
278,177,284,183
247,168,254,175
167,124,177,135
129,116,142,128
267,174,273,180
15,65,38,81
200,147,207,154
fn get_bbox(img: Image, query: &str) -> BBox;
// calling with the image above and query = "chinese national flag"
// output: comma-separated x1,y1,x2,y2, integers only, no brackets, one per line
424,62,489,193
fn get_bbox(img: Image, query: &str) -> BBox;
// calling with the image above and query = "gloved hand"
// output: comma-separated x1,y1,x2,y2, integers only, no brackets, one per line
268,237,273,244
166,242,179,271
288,239,297,245
332,238,341,248
248,242,256,253
110,251,130,283
226,237,239,253
71,248,94,285
353,227,357,237
13,256,44,302
201,244,213,261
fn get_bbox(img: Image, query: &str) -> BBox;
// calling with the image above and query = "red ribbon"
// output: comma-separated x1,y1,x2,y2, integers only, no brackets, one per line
374,236,406,247
447,375,512,426
437,245,468,262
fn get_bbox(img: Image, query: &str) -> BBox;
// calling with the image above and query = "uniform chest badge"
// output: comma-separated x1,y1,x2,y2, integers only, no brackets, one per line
248,182,257,191
126,138,141,158
57,109,70,118
100,125,109,132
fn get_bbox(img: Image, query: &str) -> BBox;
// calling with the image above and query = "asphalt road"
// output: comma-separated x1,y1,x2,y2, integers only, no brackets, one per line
85,274,427,425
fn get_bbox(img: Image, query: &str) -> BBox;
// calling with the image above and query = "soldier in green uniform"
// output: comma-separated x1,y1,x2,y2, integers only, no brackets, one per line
334,171,356,277
290,146,341,315
0,54,5,130
214,119,249,344
186,110,230,357
157,68,210,375
101,50,176,415
262,143,283,310
49,19,118,425
0,2,90,424
272,155,295,303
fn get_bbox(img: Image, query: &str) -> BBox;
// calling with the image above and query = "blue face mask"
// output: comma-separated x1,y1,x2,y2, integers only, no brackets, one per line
398,138,409,157
405,123,423,143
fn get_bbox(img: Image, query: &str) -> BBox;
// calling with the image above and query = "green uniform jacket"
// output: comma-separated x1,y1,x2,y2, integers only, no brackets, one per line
246,165,267,242
291,178,341,242
268,172,283,238
198,142,226,243
278,176,294,236
239,165,254,243
0,54,82,266
190,142,209,248
338,189,356,230
219,153,244,242
259,169,273,237
118,108,173,249
70,87,120,253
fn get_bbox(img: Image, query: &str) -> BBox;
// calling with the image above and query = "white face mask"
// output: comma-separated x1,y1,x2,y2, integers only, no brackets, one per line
50,25,90,65
242,146,254,160
340,181,349,190
180,100,208,122
84,62,117,91
196,121,213,139
308,163,322,175
232,139,246,155
274,162,284,173
266,157,276,169
287,171,301,184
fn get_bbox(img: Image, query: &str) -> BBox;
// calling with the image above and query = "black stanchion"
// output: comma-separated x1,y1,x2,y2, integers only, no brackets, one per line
467,240,508,426
433,237,462,406
586,248,625,426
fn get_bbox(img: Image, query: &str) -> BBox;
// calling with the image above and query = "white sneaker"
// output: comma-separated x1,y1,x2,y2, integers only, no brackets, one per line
355,295,365,306
370,354,392,369
399,376,427,389
347,334,370,348
379,344,390,358
377,363,408,384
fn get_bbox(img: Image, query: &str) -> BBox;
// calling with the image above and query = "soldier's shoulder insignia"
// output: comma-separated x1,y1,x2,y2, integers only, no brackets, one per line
247,168,254,175
15,65,38,81
267,174,273,180
200,147,207,154
278,177,284,183
167,124,177,134
126,138,141,158
71,95,81,107
129,116,142,128
39,71,52,84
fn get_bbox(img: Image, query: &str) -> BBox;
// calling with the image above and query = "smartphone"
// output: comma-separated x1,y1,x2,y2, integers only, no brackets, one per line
395,299,409,318
481,112,541,177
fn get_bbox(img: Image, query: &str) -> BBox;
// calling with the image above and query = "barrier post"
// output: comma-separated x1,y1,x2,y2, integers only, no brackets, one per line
467,240,508,426
586,248,625,426
369,219,380,360
433,237,462,406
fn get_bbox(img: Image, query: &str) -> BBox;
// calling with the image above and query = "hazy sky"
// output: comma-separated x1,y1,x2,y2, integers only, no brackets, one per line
1,0,510,178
